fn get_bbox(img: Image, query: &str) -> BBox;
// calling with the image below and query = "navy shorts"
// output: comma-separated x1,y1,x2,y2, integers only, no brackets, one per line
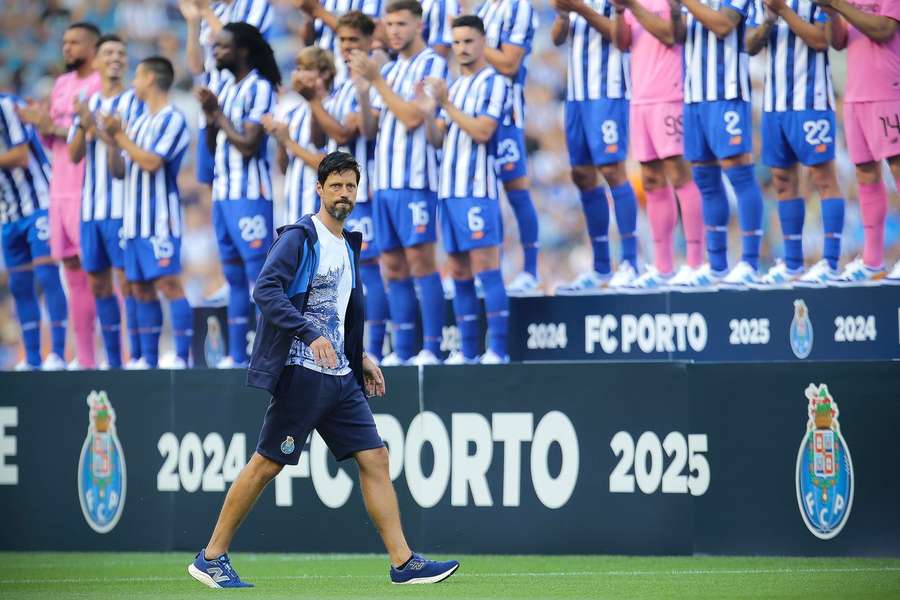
256,366,384,465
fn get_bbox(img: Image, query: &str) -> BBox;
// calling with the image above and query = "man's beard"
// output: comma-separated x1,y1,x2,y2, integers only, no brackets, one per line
65,58,86,72
327,200,353,221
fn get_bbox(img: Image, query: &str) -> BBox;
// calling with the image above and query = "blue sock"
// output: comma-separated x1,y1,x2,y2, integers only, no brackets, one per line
137,299,162,367
361,263,389,360
610,182,638,265
507,189,539,277
95,295,122,368
725,164,764,270
223,261,250,363
693,165,730,272
777,198,805,271
414,272,444,356
124,296,141,360
387,278,417,360
579,187,611,275
34,264,67,357
478,269,508,357
451,278,480,360
9,270,42,366
821,197,845,270
170,297,193,362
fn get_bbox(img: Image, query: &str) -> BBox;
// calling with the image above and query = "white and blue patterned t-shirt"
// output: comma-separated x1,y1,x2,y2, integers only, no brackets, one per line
286,216,353,375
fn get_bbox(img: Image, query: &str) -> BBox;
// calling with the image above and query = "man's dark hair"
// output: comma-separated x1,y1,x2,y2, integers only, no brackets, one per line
139,57,175,92
451,15,486,35
224,22,282,87
385,0,423,18
337,10,377,37
67,22,101,39
318,151,361,185
96,33,123,50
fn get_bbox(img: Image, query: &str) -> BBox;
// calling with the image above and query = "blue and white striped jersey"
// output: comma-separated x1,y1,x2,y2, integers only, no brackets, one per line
683,0,760,104
757,0,834,112
0,94,51,224
477,0,537,127
438,66,508,200
71,88,144,223
422,0,459,49
122,105,191,240
372,48,448,191
314,0,384,86
213,70,277,202
283,101,321,224
326,79,375,203
566,0,630,101
200,0,274,92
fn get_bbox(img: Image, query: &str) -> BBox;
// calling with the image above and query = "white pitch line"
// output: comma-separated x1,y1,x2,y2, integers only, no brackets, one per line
1,566,899,586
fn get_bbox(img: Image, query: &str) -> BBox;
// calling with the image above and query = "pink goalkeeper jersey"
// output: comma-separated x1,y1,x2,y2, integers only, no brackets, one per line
46,70,102,200
845,0,900,103
625,0,683,105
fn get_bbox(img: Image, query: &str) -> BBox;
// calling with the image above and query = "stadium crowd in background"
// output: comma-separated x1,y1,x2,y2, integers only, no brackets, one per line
1,0,899,369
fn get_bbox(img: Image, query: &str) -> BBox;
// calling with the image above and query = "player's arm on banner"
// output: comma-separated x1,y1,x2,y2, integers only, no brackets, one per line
0,98,30,169
682,0,744,38
765,0,828,49
814,0,898,42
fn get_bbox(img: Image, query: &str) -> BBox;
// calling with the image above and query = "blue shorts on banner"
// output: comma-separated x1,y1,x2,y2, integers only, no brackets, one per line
565,98,629,166
440,197,502,254
196,127,215,185
256,366,384,465
373,188,437,252
761,110,836,168
495,123,528,182
346,201,378,261
1,210,51,268
124,237,182,282
81,218,124,273
684,100,753,162
212,199,274,263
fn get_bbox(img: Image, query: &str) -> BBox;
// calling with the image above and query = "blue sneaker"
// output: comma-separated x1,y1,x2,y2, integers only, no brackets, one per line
390,553,460,584
188,549,254,588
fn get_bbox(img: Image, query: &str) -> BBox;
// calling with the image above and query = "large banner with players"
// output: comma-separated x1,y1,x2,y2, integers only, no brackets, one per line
1,362,899,556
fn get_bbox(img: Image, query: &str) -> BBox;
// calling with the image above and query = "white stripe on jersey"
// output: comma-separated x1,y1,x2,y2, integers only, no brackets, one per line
566,0,630,101
315,0,383,86
422,0,459,48
76,89,144,223
213,70,276,202
760,0,834,112
0,94,51,224
283,101,320,224
478,0,537,127
326,79,374,202
683,0,757,104
438,67,507,200
373,47,448,191
122,106,190,240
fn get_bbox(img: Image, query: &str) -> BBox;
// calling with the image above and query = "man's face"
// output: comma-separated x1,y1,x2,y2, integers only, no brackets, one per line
62,28,96,71
384,10,422,53
213,30,238,72
97,41,128,81
452,26,484,67
317,170,359,221
132,64,153,100
337,26,372,64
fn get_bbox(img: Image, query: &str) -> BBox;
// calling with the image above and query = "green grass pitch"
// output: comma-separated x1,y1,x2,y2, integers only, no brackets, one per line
1,553,898,599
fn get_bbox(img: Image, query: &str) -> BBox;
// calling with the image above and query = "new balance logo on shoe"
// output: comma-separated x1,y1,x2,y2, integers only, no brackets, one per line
207,567,229,583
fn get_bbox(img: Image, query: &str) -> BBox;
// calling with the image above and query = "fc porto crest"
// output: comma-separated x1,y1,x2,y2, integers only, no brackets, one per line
790,299,813,359
795,384,854,539
78,391,126,533
281,436,295,455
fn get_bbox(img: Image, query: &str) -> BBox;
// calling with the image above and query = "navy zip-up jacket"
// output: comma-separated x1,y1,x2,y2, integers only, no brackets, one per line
246,214,365,396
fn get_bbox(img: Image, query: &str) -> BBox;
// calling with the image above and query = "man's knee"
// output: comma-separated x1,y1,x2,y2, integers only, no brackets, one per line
356,446,390,477
249,452,284,482
570,166,597,190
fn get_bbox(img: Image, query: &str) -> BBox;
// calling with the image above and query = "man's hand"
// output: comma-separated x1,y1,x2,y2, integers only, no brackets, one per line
423,76,448,106
764,0,787,16
195,87,220,115
178,0,202,22
413,81,437,113
17,100,54,136
73,97,94,131
292,68,321,99
350,70,371,96
260,114,290,144
812,0,836,8
309,336,338,370
612,0,634,11
294,0,320,17
348,50,380,83
363,355,386,397
99,113,123,138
